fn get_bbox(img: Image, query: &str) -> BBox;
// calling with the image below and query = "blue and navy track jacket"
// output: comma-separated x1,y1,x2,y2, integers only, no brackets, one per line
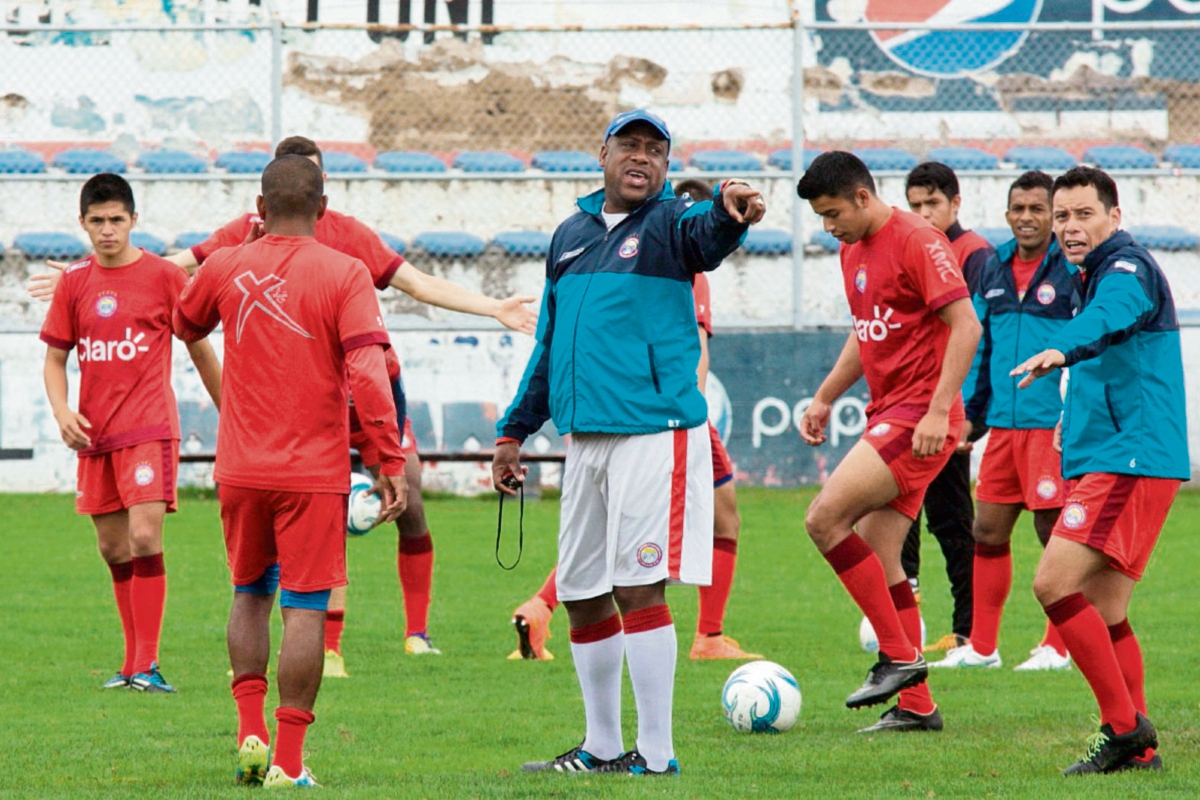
498,184,748,440
1046,231,1189,480
964,238,1082,430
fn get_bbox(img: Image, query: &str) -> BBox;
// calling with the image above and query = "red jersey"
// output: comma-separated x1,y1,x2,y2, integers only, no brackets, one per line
1012,253,1041,298
692,272,713,337
40,252,187,456
173,234,395,492
192,209,403,291
841,208,970,424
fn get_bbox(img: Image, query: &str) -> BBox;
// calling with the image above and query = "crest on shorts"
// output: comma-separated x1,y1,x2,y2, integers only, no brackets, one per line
619,235,640,259
1036,477,1058,500
1062,502,1087,530
1036,283,1056,305
854,267,867,293
133,462,155,487
637,543,663,568
869,422,891,437
95,292,118,318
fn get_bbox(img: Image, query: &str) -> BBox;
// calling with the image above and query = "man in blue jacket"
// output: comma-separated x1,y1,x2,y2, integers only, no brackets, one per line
491,110,765,776
1013,166,1187,775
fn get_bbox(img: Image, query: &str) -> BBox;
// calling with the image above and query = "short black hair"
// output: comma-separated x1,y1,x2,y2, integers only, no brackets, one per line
673,179,713,202
261,155,324,219
905,161,959,200
79,173,135,217
796,151,875,201
1053,166,1119,211
275,135,323,169
1007,170,1054,206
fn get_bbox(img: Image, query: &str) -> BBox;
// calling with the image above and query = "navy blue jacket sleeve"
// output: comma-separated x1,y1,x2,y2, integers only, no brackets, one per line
1047,269,1154,366
963,291,993,425
675,187,750,273
961,246,992,297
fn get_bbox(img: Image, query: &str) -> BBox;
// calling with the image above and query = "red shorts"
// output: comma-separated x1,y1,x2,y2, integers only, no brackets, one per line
217,484,348,592
976,428,1064,510
863,418,962,521
709,422,734,487
76,439,178,516
1052,473,1180,581
352,417,418,468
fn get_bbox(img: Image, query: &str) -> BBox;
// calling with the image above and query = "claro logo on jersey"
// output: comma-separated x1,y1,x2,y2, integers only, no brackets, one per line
853,305,902,342
78,328,150,362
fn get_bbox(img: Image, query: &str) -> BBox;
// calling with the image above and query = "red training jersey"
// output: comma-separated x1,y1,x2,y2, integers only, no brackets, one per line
40,252,187,456
1011,253,1041,298
840,208,970,424
173,234,395,493
692,272,713,337
192,209,403,291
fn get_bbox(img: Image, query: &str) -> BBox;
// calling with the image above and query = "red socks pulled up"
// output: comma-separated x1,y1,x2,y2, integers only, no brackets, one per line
398,533,433,637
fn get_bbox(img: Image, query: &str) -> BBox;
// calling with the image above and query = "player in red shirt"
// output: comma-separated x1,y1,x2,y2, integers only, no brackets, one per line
797,152,981,733
40,173,222,694
173,155,407,788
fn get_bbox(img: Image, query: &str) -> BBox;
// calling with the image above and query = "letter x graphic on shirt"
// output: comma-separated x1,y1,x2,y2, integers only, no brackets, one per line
233,270,313,342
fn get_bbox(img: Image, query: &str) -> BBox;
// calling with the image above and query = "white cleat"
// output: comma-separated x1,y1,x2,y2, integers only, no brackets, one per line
929,642,1001,669
1014,644,1072,672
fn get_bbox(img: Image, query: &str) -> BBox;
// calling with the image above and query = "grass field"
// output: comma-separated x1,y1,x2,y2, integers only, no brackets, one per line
3,487,1198,798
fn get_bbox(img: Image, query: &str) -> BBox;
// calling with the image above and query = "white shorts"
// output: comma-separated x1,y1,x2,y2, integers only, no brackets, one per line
556,426,714,602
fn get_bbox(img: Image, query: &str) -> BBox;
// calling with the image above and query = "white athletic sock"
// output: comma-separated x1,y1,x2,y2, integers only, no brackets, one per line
624,614,677,772
570,623,625,761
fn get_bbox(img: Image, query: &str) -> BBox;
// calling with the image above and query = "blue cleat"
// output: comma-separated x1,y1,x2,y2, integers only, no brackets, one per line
130,663,176,693
600,749,680,776
101,673,131,689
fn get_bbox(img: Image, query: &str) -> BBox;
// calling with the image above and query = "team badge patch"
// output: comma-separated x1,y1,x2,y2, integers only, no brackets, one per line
1036,283,1056,305
619,235,640,259
95,292,118,318
854,267,867,293
637,543,663,568
1036,477,1059,500
869,423,891,437
133,462,155,487
1062,502,1087,530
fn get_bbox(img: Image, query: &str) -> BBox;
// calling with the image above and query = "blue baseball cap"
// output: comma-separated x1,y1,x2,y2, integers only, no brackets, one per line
604,109,671,150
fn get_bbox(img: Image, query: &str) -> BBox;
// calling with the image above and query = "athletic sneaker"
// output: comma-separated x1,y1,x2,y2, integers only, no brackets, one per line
509,598,554,660
599,749,680,776
521,743,617,773
130,663,176,693
930,643,1001,669
846,651,928,709
689,633,763,660
1014,645,1071,672
236,735,270,786
101,673,131,689
857,704,944,733
323,649,349,678
404,633,441,655
1063,713,1158,775
1115,752,1164,772
263,764,321,788
924,633,966,653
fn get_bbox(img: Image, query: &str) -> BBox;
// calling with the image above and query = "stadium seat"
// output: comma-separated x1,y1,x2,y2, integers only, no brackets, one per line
853,148,918,171
669,155,683,173
412,231,487,258
977,227,1013,248
491,231,552,258
407,400,436,451
766,149,824,171
1164,144,1200,169
215,151,271,174
531,151,600,173
452,151,525,173
441,401,499,451
173,232,211,251
0,149,46,174
378,232,408,255
741,228,793,255
52,149,126,174
1004,147,1077,171
178,400,219,455
689,150,764,172
1130,225,1200,251
320,152,369,173
809,230,839,253
12,232,88,261
925,147,999,171
1084,145,1157,170
131,232,167,255
136,150,208,174
375,151,448,173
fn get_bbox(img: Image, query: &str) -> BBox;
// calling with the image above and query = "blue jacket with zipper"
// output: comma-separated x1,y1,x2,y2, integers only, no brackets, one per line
498,184,748,441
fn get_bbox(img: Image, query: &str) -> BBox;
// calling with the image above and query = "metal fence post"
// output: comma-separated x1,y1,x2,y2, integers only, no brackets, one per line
791,8,806,330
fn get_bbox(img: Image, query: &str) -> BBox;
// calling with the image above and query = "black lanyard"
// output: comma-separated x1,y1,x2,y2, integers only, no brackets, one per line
496,483,524,570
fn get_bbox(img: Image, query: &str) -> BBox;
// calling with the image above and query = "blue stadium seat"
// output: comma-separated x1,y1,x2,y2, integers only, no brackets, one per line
0,149,46,174
378,232,408,255
131,232,167,255
853,148,918,171
926,147,999,171
13,232,88,260
412,231,487,258
375,151,447,173
1164,144,1200,169
215,151,271,174
741,228,793,255
1004,147,1077,171
809,230,839,253
51,148,126,174
321,152,369,173
441,401,499,451
492,231,552,258
767,149,824,171
173,232,211,251
452,151,525,173
977,227,1013,248
531,151,600,173
669,155,683,173
407,400,436,451
689,150,763,172
1130,225,1200,251
136,150,208,174
1084,145,1157,170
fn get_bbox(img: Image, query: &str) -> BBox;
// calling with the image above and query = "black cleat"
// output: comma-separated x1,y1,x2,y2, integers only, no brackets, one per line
521,743,617,773
513,614,536,660
597,749,680,776
1062,713,1158,775
857,704,944,733
1115,752,1163,772
846,652,928,709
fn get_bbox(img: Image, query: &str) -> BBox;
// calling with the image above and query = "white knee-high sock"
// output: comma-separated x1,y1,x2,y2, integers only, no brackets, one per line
623,604,677,772
569,613,625,761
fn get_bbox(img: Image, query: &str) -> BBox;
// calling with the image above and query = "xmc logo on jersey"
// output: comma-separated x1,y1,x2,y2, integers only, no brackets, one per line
78,328,150,362
854,305,902,342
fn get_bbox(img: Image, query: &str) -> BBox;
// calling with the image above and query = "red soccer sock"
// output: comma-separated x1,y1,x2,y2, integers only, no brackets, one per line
272,707,315,778
232,674,270,746
970,542,1012,657
1109,619,1155,761
823,534,915,662
398,533,434,637
536,567,559,612
324,610,345,654
107,561,136,676
697,539,738,636
131,553,166,674
1041,620,1068,657
1044,593,1137,734
892,581,936,716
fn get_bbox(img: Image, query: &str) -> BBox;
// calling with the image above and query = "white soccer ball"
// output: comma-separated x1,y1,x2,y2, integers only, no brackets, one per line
721,661,801,734
859,615,925,653
347,472,381,536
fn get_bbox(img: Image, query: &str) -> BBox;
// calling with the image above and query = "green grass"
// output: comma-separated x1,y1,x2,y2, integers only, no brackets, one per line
2,488,1198,798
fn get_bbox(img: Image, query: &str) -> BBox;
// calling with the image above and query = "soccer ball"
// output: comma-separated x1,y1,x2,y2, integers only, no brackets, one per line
859,615,926,653
721,661,801,734
347,472,381,536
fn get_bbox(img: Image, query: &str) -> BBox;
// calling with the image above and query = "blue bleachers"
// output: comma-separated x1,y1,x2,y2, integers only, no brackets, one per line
375,151,447,173
377,232,408,255
441,401,499,451
741,228,792,255
136,150,208,174
1130,225,1200,251
531,151,600,173
13,232,88,260
689,150,763,172
977,227,1013,248
1084,145,1156,170
809,230,839,253
173,232,211,251
926,147,999,171
853,148,918,171
452,151,525,173
215,151,271,174
1164,144,1200,169
0,149,46,174
131,232,167,255
767,149,824,171
669,155,683,173
52,149,126,174
412,231,487,258
1004,146,1077,171
321,152,369,173
492,231,552,258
